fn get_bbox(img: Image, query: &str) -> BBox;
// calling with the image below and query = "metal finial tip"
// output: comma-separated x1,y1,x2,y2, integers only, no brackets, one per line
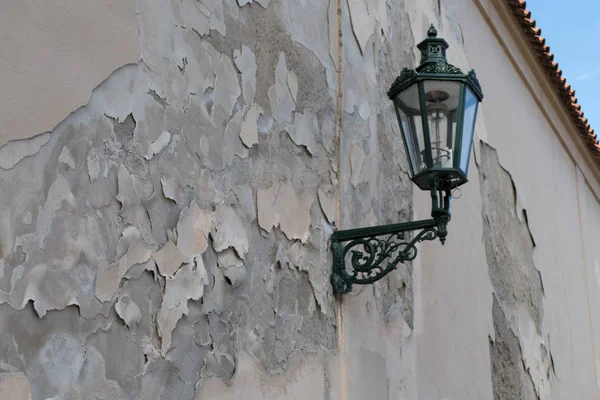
427,24,437,38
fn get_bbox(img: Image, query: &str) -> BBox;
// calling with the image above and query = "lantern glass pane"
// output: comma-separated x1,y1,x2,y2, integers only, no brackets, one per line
422,80,462,169
393,84,427,174
460,88,479,174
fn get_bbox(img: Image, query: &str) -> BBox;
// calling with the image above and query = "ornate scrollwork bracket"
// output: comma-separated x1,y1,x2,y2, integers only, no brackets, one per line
330,215,449,294
331,181,452,295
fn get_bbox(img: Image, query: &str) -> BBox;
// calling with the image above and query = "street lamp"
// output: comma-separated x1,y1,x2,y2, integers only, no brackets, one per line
331,25,483,295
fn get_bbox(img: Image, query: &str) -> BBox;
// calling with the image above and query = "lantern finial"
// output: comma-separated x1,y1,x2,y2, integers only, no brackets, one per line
416,24,449,66
428,24,438,38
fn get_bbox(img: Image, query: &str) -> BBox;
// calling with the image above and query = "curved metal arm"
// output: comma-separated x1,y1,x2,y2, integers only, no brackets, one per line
331,182,452,295
330,215,449,294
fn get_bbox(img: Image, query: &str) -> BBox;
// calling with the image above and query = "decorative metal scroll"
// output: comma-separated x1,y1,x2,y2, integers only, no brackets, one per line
467,69,483,98
417,60,463,75
330,218,448,294
388,68,417,96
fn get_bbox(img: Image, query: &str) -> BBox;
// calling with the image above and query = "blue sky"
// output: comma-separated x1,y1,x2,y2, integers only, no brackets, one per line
526,0,599,131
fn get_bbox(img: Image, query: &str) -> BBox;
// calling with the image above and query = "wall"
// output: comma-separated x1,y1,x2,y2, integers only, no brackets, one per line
1,0,600,399
452,1,600,398
0,0,139,147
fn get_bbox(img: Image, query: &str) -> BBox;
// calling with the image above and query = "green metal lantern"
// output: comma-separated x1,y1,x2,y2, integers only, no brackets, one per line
330,25,484,295
388,24,483,191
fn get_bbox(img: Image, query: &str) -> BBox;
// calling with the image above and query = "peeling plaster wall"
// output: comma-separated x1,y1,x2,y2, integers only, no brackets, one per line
2,0,600,399
0,1,339,398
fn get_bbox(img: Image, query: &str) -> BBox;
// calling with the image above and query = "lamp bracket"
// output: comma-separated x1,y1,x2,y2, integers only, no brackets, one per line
331,180,452,295
330,215,449,295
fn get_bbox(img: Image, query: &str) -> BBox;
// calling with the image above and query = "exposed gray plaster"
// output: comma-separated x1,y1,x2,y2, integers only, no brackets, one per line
157,260,208,354
21,213,32,226
58,146,76,169
282,0,336,89
116,164,155,247
287,70,299,103
0,133,51,170
233,44,257,106
318,184,337,225
479,142,552,399
223,109,250,166
479,142,544,331
489,295,538,400
95,226,153,303
268,53,296,128
28,331,86,398
236,0,270,8
77,346,128,399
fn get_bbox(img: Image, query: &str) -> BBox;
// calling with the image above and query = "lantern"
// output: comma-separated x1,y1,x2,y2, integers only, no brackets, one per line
330,25,484,295
388,24,483,191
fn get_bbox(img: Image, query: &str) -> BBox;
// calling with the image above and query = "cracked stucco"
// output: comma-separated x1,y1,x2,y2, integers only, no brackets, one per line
489,295,538,400
479,142,553,399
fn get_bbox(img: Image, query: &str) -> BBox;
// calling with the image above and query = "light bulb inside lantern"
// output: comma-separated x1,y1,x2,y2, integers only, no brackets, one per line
426,90,452,168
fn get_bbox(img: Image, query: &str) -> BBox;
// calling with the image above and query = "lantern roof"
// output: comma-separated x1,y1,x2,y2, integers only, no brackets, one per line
388,25,483,101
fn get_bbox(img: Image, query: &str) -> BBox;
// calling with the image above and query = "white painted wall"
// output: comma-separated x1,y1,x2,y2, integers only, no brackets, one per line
0,0,138,147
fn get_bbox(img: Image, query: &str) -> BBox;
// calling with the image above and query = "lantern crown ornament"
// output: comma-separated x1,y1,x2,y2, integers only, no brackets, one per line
330,25,483,295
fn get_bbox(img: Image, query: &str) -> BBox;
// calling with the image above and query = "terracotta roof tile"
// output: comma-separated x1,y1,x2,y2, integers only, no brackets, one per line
506,0,600,157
